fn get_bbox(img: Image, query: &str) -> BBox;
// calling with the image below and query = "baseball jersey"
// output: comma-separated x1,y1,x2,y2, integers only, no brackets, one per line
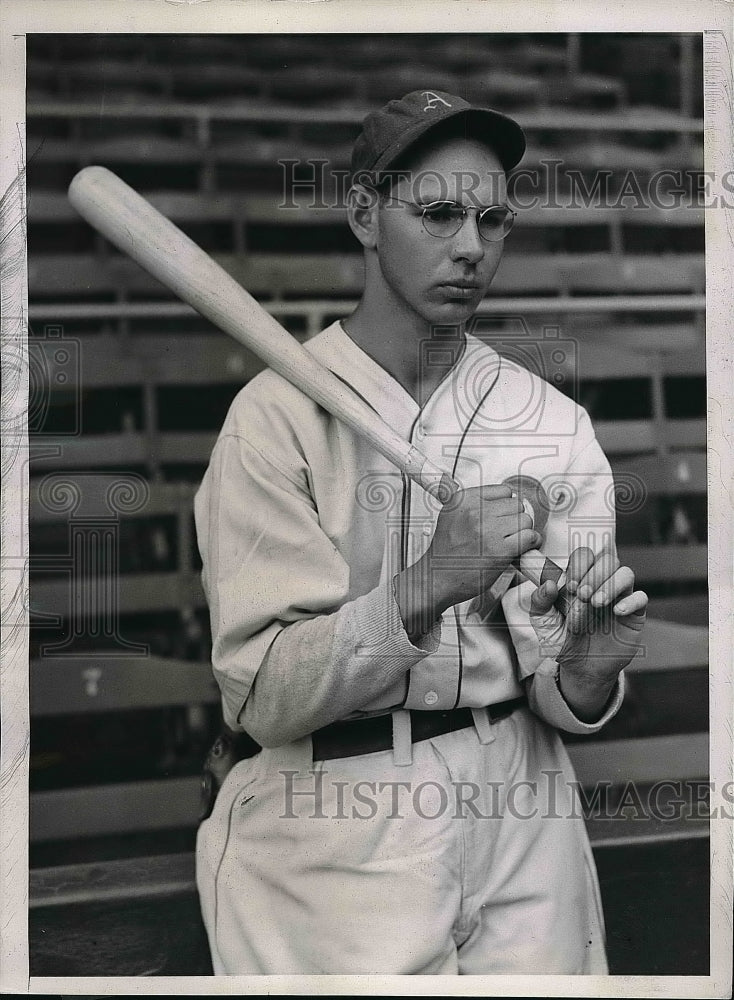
194,321,624,746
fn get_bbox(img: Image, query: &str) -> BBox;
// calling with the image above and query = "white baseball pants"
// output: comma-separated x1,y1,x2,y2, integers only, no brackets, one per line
196,705,608,974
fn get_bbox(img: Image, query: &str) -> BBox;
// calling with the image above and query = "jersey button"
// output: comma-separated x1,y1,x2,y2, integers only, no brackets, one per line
423,690,439,706
415,424,425,440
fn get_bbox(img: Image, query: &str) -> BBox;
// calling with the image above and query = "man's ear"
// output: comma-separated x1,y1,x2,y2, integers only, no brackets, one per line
347,183,380,250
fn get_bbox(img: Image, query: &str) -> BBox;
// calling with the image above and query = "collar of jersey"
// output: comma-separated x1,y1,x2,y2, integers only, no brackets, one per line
304,321,499,443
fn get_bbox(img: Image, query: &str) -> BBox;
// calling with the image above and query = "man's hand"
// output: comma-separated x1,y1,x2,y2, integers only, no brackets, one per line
530,545,648,722
395,484,541,640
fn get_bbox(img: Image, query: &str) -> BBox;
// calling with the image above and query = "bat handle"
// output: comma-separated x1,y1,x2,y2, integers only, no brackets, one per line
517,549,572,616
416,470,572,616
402,447,458,502
485,557,571,618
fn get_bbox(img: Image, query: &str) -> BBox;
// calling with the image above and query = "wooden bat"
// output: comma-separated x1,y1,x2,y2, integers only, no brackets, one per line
67,166,454,501
68,166,569,613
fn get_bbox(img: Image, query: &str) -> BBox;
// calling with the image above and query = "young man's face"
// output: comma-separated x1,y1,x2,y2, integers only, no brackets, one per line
375,136,508,328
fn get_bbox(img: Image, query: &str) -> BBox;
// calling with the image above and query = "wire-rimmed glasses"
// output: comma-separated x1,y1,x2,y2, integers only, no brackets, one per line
388,197,516,242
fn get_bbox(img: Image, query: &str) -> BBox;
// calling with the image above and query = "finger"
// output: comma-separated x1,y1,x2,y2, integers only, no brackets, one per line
479,484,514,501
612,589,649,617
566,594,592,633
565,547,595,594
481,496,526,516
530,579,558,615
590,566,635,608
506,527,542,557
576,547,619,601
499,510,534,538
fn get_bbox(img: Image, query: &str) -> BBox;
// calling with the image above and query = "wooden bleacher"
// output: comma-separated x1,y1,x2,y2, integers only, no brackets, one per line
27,446,708,846
28,605,709,975
27,250,705,300
25,31,710,977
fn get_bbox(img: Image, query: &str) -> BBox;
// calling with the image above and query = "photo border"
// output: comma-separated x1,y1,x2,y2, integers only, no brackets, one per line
1,1,731,995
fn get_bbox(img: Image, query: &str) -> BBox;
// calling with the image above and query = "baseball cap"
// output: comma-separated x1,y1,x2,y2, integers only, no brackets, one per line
351,89,526,179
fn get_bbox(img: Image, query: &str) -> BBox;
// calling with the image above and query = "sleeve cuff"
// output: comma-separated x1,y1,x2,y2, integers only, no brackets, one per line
528,657,625,735
353,580,442,666
221,584,441,732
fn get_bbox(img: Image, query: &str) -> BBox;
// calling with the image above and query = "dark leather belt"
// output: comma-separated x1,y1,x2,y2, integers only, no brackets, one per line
311,697,526,761
199,697,527,820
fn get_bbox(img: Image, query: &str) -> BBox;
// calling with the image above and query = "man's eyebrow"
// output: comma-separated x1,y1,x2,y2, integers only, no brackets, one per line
415,198,508,209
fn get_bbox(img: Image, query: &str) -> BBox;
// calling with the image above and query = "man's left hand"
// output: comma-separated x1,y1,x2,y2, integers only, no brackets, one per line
530,545,648,722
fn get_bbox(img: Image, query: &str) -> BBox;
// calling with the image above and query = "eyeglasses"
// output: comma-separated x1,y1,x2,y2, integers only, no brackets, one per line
388,197,517,242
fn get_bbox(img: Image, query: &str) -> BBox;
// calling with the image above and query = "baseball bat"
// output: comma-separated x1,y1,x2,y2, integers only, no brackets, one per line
68,166,454,501
68,166,569,614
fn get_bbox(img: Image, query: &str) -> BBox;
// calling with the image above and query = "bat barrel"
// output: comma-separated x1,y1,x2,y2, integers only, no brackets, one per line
68,166,449,493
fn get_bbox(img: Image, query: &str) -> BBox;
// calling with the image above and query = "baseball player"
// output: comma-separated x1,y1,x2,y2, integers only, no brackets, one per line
194,90,648,974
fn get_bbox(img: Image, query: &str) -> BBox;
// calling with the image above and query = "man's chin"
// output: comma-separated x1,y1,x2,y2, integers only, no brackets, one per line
425,298,482,326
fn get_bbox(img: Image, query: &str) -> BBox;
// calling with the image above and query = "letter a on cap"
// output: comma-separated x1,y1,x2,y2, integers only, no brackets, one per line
422,91,452,112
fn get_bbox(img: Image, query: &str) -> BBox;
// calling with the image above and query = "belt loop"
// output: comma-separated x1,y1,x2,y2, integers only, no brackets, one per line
391,710,413,766
471,707,495,745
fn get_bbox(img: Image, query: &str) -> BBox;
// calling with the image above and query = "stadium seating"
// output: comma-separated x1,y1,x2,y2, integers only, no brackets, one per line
24,32,710,977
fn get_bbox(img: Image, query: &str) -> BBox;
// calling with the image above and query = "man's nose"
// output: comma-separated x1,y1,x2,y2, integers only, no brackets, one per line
449,210,485,263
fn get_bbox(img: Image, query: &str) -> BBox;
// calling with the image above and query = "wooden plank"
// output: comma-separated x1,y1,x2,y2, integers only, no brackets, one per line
26,100,704,133
30,777,202,841
596,418,706,454
32,190,245,223
29,252,705,297
618,544,707,582
28,431,217,469
31,656,218,716
567,732,708,787
158,432,218,464
29,434,149,467
553,255,704,294
662,418,707,450
31,572,206,616
625,617,708,673
567,325,703,356
29,734,709,843
34,333,263,388
595,421,657,454
30,479,196,522
30,190,705,227
27,329,703,389
29,803,710,911
610,451,707,494
570,340,704,378
25,296,708,330
655,348,707,376
29,331,265,391
647,593,709,626
584,811,710,849
30,853,196,909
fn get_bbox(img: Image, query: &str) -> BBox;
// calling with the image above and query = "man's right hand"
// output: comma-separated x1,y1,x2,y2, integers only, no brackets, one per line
394,484,541,640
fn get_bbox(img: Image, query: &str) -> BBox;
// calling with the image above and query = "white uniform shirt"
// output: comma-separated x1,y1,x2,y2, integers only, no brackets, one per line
195,322,623,746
